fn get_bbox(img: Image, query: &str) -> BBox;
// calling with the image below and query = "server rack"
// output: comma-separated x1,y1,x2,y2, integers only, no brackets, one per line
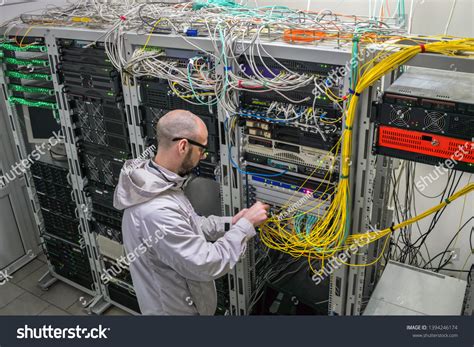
1,25,471,316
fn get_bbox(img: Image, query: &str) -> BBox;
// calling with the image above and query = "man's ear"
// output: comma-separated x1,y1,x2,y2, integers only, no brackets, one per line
177,139,187,154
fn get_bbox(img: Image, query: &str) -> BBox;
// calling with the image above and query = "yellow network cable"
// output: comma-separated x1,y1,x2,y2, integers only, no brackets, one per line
259,38,474,270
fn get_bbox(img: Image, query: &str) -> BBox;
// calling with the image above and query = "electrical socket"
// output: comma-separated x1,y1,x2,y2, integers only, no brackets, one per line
450,248,460,263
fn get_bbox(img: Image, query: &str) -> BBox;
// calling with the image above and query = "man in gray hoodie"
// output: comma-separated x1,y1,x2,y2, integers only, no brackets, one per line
113,109,269,315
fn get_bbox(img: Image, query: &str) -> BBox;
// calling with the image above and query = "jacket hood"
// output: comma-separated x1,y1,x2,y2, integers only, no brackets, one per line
113,159,188,210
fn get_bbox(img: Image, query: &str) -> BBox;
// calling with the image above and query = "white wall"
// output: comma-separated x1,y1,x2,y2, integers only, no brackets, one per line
0,0,70,24
396,165,473,280
251,0,474,37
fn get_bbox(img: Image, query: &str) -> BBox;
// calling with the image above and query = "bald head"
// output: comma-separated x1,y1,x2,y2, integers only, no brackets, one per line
156,110,207,149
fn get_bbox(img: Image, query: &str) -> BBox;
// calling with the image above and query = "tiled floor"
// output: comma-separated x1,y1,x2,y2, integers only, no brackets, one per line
0,253,129,316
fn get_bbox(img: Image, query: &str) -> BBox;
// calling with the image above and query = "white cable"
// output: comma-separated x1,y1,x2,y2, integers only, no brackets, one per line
407,0,415,34
444,0,457,36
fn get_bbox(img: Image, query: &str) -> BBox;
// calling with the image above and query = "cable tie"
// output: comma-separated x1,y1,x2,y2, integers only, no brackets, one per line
342,95,348,101
419,44,426,53
224,66,232,71
340,174,349,179
238,80,243,88
389,224,395,232
345,126,352,131
348,88,361,97
120,15,126,21
444,198,451,204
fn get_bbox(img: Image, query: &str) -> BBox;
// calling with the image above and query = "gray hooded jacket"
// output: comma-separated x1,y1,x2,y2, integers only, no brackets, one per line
113,159,255,315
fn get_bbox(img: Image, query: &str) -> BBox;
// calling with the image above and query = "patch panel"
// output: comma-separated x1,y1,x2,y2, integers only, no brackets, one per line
243,135,339,173
239,56,340,76
246,165,334,199
238,57,343,108
243,153,336,181
241,116,340,151
248,184,330,218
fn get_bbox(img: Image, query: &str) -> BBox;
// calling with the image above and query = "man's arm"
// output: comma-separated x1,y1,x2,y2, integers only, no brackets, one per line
143,207,255,282
194,215,232,241
195,209,249,241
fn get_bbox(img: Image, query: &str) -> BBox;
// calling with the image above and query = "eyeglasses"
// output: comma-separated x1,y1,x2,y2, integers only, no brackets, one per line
172,137,208,158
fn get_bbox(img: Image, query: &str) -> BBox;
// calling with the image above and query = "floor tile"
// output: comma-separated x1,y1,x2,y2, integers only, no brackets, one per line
104,306,130,316
40,281,83,310
0,292,49,315
37,253,47,264
0,282,25,308
10,259,45,284
38,305,70,316
16,264,49,297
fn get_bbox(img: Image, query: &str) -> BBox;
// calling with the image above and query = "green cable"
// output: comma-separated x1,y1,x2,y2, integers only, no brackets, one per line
3,57,49,67
8,83,55,95
5,70,52,81
0,42,47,52
8,96,57,110
192,0,242,10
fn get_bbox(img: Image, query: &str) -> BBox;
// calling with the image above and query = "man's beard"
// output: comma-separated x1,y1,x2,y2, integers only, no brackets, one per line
178,150,197,176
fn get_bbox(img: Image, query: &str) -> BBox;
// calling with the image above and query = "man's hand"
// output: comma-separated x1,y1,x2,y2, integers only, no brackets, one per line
232,208,248,225
242,201,270,227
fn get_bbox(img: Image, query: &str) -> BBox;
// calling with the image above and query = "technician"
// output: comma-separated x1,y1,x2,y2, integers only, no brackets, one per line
114,109,269,315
